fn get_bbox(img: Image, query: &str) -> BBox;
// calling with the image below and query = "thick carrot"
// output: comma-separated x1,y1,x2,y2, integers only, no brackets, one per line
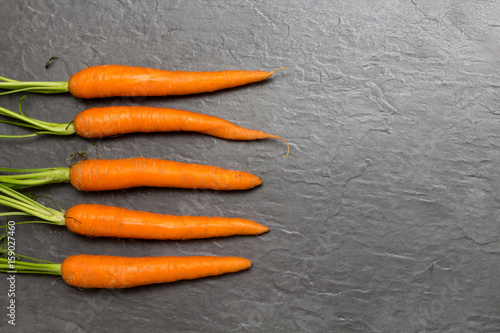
65,204,269,239
0,184,270,240
0,65,286,98
61,255,251,289
0,254,252,289
0,157,262,191
69,65,283,98
69,158,262,191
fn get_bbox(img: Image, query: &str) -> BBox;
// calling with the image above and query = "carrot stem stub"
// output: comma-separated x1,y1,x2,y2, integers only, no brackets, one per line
68,158,262,191
61,255,252,289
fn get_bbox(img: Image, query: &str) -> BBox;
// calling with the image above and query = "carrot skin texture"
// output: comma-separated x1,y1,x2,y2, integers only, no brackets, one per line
65,204,269,239
74,106,280,140
61,254,252,289
68,158,261,191
68,65,274,98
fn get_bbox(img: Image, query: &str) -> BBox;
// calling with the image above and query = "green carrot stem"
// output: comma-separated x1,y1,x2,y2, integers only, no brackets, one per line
0,212,32,217
0,96,75,137
12,253,58,264
0,167,70,190
0,258,61,275
0,221,57,227
0,76,69,96
0,184,65,225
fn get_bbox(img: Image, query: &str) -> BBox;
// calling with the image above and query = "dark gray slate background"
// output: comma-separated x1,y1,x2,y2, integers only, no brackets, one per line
1,1,499,332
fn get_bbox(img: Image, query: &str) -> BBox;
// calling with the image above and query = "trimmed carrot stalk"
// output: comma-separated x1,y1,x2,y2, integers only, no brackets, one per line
68,158,262,191
61,255,252,289
0,254,252,289
0,65,287,98
65,204,269,239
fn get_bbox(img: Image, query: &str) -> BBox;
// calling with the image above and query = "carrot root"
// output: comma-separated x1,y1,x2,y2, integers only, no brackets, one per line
0,158,261,191
0,186,269,240
268,67,289,76
64,204,269,239
0,254,252,289
1,65,287,98
61,255,252,288
68,158,262,191
268,135,290,157
68,65,281,98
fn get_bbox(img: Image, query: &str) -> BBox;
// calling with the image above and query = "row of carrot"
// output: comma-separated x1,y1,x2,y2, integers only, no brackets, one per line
0,64,286,288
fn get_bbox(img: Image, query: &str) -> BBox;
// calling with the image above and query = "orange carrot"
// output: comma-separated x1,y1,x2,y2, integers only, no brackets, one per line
68,65,284,98
0,185,269,240
76,106,288,148
64,204,269,239
68,158,262,191
0,65,286,98
0,103,290,156
61,255,252,289
1,254,252,289
0,157,262,191
73,106,278,140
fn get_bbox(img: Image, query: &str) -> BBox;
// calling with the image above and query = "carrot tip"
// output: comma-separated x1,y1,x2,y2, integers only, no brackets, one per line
268,67,289,76
270,135,290,157
252,176,263,188
257,224,270,234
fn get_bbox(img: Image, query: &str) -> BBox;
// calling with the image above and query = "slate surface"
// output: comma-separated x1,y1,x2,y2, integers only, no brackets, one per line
0,1,499,332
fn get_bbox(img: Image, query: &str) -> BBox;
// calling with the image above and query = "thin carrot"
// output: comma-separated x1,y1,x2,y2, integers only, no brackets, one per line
0,184,270,239
69,158,262,191
0,157,262,191
75,107,289,150
0,100,289,156
65,204,269,239
0,65,287,98
0,254,252,289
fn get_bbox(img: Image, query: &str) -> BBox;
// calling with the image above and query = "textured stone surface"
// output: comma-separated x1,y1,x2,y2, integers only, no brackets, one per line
1,1,499,331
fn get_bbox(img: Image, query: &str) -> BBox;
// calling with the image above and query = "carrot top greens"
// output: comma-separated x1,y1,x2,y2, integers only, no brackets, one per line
0,184,65,225
0,166,70,190
0,229,61,275
0,96,75,138
0,252,62,276
0,76,69,96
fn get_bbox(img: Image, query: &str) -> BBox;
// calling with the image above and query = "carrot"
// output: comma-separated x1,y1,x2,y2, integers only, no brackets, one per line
65,204,269,239
70,158,261,191
62,255,251,288
0,65,287,98
0,157,262,191
76,106,286,143
0,253,252,289
0,99,289,156
0,184,269,239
